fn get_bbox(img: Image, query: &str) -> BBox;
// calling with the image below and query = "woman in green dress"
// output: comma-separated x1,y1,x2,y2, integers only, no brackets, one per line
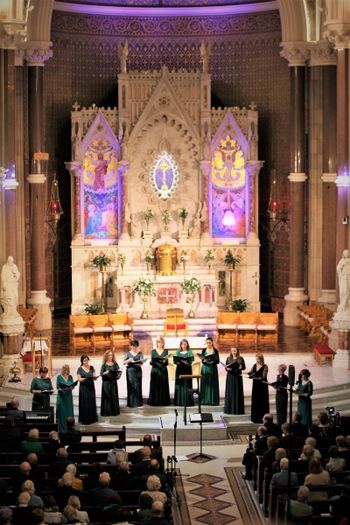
56,364,75,432
100,349,120,416
295,368,313,429
199,337,220,406
123,340,144,408
148,337,170,406
224,347,246,414
30,366,53,410
174,338,194,406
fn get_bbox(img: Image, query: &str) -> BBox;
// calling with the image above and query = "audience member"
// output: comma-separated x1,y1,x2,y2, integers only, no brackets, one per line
64,464,83,491
21,428,43,454
12,461,34,496
110,460,139,491
13,491,33,525
45,431,62,455
67,495,89,523
270,458,298,490
143,500,170,525
272,448,287,473
304,458,331,501
326,445,346,473
0,507,12,525
286,486,313,522
330,483,350,519
141,475,167,505
263,413,282,438
63,505,80,524
90,472,117,507
42,495,65,524
136,493,153,522
102,493,133,523
21,479,44,507
54,473,81,511
59,417,82,452
254,426,268,455
291,412,308,439
50,448,71,478
132,446,153,476
31,508,46,525
107,439,128,464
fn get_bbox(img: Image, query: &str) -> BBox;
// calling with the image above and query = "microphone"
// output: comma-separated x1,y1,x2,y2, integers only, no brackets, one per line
175,409,178,417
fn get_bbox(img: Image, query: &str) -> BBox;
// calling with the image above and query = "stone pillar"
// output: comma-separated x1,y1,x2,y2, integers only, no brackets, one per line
199,160,211,240
118,160,130,243
280,43,309,326
24,44,53,331
66,161,84,244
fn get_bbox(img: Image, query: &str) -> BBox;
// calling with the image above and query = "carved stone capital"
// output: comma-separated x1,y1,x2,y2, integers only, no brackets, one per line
280,41,309,66
335,173,350,187
23,42,53,66
199,160,210,177
65,161,82,177
27,174,46,184
321,172,337,183
324,21,350,50
246,160,264,177
288,172,308,183
308,41,337,66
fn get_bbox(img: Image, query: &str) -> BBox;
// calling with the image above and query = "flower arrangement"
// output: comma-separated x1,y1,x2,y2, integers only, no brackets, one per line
133,277,156,297
144,249,155,265
117,253,126,270
204,248,215,264
224,250,241,269
181,276,201,295
144,209,154,227
84,303,104,315
180,250,189,263
161,209,170,223
92,253,111,267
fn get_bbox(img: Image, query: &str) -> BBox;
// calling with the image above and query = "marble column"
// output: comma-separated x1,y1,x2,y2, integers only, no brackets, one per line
118,160,130,243
199,160,211,240
280,44,309,326
24,44,53,331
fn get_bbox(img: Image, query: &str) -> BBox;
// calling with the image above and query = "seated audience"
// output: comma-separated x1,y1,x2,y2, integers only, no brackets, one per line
90,472,117,507
111,460,139,491
270,458,298,490
22,479,43,508
67,495,89,524
144,500,170,525
325,445,346,473
291,412,308,439
299,444,318,462
54,473,81,510
107,439,128,464
43,495,65,524
286,486,313,522
31,508,46,525
21,428,43,454
13,491,33,525
263,413,282,438
132,447,153,476
59,417,82,452
136,493,153,522
63,465,83,491
272,448,287,473
254,425,268,455
304,458,331,501
45,431,62,455
141,475,167,505
50,448,71,478
304,437,322,459
0,507,13,525
102,493,133,523
337,435,350,469
63,505,80,524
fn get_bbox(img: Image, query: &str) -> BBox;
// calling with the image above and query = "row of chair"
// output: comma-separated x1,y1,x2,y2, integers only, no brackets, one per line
217,311,278,343
70,313,133,353
298,303,333,344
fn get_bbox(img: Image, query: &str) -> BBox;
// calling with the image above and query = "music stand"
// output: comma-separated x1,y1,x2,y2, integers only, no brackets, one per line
179,374,201,425
189,412,214,461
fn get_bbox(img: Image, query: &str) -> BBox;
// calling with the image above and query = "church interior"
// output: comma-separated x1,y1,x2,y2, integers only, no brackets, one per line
1,1,350,524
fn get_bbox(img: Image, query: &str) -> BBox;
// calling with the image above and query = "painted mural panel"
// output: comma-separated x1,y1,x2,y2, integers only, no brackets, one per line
83,139,118,240
211,135,246,238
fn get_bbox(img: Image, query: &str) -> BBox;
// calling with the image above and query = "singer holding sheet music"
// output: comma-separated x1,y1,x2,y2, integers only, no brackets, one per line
56,364,75,432
148,337,170,406
295,368,313,429
174,338,194,406
224,347,246,414
246,353,269,423
271,364,289,426
100,350,120,416
124,340,144,408
77,354,98,425
30,366,53,410
199,337,220,406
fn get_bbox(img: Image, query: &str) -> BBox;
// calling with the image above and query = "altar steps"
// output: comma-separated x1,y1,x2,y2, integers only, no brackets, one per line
133,317,217,338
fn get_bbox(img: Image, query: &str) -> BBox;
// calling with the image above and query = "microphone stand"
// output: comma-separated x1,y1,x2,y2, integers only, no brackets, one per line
173,409,178,460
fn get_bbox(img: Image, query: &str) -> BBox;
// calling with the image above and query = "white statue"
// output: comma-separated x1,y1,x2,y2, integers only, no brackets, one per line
337,249,350,313
119,41,128,73
0,256,20,316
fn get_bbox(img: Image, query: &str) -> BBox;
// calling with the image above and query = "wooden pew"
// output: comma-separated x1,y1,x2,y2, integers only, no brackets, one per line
70,314,94,354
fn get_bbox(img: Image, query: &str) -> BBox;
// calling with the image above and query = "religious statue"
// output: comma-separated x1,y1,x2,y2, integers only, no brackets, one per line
337,249,350,313
93,153,108,191
119,40,128,74
0,256,20,317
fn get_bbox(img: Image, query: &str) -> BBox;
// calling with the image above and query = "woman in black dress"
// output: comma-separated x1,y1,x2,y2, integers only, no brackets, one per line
246,353,269,424
123,340,144,408
148,337,170,406
174,338,194,406
224,347,246,414
272,363,289,427
30,367,53,410
77,354,98,425
100,349,120,416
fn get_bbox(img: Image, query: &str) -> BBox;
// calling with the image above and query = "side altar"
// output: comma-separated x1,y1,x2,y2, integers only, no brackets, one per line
66,43,263,319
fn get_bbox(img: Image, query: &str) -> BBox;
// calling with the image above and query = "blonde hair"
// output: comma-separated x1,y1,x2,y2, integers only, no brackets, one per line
156,337,165,347
103,349,116,365
67,495,81,510
28,428,39,440
146,475,161,491
61,364,70,375
256,353,265,365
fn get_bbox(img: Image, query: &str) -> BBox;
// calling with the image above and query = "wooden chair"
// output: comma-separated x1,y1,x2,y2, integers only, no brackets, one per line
91,314,112,352
31,336,53,376
217,311,239,343
70,314,94,354
164,308,187,336
256,313,278,343
237,312,258,343
108,312,133,348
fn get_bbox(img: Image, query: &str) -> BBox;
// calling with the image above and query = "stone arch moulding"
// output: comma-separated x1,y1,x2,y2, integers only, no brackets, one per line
79,111,121,243
278,0,307,43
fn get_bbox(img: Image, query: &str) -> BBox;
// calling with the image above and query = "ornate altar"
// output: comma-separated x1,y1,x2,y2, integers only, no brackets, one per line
156,244,177,276
67,44,263,318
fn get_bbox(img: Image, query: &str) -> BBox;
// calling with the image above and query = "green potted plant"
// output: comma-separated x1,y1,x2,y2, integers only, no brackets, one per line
204,248,215,272
229,298,248,312
117,253,126,273
143,209,154,229
181,277,201,318
133,277,156,318
84,303,104,315
161,209,171,231
224,250,241,269
179,207,188,229
92,253,111,272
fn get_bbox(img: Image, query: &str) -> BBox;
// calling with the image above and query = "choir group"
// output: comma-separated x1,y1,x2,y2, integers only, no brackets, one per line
29,337,313,433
